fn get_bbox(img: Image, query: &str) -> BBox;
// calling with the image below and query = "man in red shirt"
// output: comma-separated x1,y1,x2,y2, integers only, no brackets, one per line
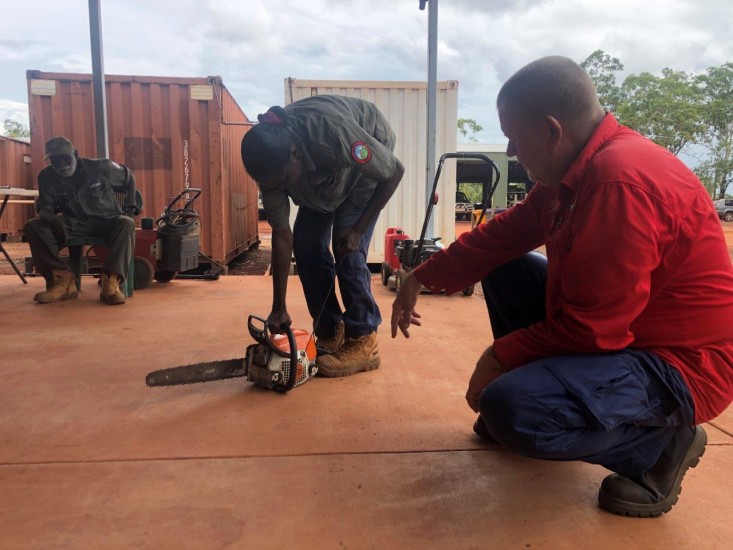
391,56,733,517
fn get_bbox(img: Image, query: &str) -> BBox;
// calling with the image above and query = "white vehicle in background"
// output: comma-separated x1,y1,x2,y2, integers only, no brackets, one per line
455,191,473,220
716,198,733,222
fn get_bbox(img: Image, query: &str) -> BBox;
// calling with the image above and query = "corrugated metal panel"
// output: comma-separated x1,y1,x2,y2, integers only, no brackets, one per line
216,78,258,261
0,136,34,236
284,78,458,263
26,71,259,266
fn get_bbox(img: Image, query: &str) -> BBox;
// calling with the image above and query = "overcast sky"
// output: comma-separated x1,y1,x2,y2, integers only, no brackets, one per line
1,0,731,148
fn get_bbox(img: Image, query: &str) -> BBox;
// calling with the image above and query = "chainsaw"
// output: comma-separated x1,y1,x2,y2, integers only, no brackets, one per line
145,315,318,392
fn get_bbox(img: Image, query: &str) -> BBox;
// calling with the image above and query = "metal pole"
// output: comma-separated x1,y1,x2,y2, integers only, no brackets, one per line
420,0,438,236
88,0,108,158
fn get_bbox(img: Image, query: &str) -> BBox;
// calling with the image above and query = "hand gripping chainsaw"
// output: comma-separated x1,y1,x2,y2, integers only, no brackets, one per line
145,315,318,392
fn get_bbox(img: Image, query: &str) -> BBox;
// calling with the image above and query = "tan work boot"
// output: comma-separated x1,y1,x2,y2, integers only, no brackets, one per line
317,331,380,377
34,269,78,304
100,273,126,305
315,320,345,354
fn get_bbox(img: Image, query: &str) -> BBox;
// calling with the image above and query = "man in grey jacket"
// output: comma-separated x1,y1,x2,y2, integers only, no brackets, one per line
25,136,139,305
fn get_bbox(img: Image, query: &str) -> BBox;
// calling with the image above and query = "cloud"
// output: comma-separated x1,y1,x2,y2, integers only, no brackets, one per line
0,0,731,146
0,100,30,128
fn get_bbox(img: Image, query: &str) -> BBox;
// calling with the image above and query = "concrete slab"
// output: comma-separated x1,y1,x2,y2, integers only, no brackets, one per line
706,421,733,444
1,449,730,549
709,403,733,438
1,273,731,548
1,275,489,464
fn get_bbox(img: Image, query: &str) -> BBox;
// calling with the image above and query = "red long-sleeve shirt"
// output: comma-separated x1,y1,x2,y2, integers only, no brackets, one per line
414,114,733,423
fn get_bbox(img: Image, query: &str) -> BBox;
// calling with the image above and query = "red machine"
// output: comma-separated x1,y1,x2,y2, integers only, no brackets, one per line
94,188,202,289
380,226,410,288
380,223,454,293
383,227,409,271
379,152,501,297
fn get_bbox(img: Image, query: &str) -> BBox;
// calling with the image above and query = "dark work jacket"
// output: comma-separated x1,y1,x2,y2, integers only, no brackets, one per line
36,158,133,233
260,95,398,230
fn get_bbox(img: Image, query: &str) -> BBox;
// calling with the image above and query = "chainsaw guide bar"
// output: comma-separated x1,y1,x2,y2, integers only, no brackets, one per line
145,358,246,387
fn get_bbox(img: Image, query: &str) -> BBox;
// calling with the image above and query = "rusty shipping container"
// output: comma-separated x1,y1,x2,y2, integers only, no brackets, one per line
0,135,34,237
26,71,259,266
285,78,458,264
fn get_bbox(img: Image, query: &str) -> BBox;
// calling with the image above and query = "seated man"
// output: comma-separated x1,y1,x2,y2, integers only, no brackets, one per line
391,56,733,517
25,136,139,305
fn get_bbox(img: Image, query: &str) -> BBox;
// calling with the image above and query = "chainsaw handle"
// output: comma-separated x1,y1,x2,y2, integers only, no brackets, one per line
274,327,298,393
247,315,298,393
247,315,270,348
248,315,290,358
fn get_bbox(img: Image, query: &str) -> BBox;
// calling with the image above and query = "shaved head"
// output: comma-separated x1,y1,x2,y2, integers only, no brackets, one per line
496,56,607,187
497,56,604,134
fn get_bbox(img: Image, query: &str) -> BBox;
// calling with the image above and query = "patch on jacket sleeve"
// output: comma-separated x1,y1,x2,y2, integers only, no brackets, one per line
350,141,372,164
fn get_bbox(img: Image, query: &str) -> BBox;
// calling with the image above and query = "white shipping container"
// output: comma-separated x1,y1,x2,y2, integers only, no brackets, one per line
284,78,458,264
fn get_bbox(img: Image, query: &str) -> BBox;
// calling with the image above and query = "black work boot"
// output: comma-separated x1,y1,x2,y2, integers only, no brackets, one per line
598,425,707,518
473,415,498,444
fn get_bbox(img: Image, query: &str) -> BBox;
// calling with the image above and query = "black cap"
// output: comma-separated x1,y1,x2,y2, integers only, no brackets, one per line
44,136,75,159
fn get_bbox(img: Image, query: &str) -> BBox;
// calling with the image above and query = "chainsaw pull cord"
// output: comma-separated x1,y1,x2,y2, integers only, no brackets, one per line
271,257,343,388
305,256,345,353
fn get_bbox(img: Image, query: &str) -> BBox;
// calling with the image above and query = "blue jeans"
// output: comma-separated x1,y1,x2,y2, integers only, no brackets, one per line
292,199,380,339
479,253,695,477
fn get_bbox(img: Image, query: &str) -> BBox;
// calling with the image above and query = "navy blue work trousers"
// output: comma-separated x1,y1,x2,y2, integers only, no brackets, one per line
478,252,695,477
292,200,380,339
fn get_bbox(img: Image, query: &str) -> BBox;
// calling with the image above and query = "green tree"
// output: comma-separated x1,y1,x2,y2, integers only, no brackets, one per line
694,63,733,199
615,68,703,155
580,51,733,198
3,119,30,138
457,117,483,143
694,158,732,199
458,182,483,205
580,49,624,112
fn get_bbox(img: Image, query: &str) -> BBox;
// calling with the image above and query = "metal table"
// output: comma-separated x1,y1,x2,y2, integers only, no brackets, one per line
0,187,38,283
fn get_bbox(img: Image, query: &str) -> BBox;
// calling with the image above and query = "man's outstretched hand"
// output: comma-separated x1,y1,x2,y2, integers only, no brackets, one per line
391,271,423,338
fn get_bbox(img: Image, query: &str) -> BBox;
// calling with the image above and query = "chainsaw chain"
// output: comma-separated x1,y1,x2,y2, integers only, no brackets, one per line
145,358,246,387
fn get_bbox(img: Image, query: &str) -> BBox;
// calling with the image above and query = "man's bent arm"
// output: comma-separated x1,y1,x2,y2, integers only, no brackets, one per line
123,170,136,208
36,174,56,223
270,226,294,314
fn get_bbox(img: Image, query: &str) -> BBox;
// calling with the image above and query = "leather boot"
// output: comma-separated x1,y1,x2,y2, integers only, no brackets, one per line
473,415,499,444
315,320,345,354
598,425,706,518
100,273,126,305
34,269,78,304
316,331,380,377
